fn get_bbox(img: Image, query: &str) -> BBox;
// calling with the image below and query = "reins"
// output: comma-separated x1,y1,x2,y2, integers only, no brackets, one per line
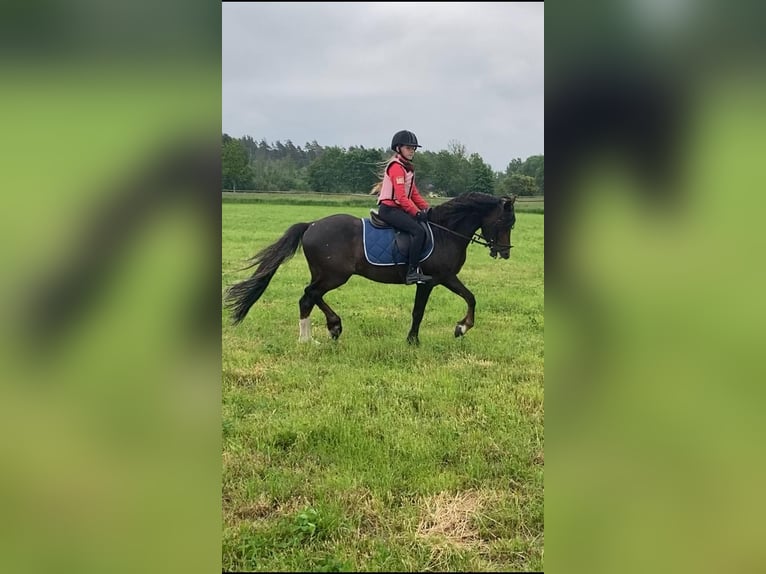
427,220,513,250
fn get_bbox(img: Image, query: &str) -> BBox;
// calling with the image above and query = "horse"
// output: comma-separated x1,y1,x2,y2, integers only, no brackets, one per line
225,192,517,345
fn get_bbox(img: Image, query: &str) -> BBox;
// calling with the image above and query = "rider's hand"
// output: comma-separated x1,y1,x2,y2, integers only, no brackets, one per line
415,210,428,222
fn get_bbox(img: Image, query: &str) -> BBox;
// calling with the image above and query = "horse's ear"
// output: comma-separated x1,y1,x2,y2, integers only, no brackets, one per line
503,195,516,209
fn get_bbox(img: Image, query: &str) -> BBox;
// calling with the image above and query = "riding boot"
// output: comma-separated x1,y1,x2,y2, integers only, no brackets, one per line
405,265,432,285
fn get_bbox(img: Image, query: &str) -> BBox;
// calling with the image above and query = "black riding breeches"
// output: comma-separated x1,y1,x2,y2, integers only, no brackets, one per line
377,204,426,267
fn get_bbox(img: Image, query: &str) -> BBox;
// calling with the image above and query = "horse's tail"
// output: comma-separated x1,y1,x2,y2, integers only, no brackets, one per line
225,222,311,324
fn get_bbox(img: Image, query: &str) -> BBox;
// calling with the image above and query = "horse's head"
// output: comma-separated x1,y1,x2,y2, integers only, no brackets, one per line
481,195,516,259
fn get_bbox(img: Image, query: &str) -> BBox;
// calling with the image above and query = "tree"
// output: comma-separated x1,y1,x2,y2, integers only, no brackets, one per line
345,147,386,193
499,173,537,197
503,155,543,195
305,140,322,163
307,147,345,192
256,139,271,161
505,158,523,174
525,155,544,195
222,139,252,191
221,131,538,195
447,139,467,159
429,151,461,196
468,153,495,195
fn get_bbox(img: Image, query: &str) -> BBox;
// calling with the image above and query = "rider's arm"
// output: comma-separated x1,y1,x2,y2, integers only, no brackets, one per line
388,163,419,216
410,178,429,211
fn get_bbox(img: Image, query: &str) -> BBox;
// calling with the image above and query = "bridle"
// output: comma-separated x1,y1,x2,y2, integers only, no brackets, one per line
427,214,514,253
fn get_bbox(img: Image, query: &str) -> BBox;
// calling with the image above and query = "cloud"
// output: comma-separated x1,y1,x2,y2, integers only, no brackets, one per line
223,2,543,171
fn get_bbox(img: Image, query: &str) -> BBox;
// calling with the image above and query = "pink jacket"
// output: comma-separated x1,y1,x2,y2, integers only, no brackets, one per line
377,156,429,216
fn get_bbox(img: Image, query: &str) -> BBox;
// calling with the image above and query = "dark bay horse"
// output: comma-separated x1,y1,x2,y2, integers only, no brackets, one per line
225,192,517,345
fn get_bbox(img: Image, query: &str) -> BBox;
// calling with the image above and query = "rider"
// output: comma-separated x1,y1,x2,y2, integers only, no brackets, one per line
376,130,432,285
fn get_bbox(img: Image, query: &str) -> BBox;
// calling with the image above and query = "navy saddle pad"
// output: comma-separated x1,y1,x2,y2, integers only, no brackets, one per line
361,218,434,266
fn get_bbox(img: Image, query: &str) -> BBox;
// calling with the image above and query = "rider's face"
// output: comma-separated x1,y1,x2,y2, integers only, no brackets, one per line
399,145,417,160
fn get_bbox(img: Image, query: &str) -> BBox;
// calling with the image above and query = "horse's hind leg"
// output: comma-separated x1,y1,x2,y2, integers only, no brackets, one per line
316,297,342,340
298,278,347,342
298,288,315,342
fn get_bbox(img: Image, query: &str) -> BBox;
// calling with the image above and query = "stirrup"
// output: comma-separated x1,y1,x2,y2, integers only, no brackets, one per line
405,269,432,285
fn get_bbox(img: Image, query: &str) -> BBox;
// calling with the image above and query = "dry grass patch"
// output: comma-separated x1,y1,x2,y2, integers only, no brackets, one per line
416,489,501,548
337,487,386,536
224,492,314,529
416,489,511,571
232,492,276,520
445,356,497,370
223,363,281,388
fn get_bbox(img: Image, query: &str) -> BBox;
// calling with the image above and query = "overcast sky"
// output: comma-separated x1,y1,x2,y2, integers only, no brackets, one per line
223,2,543,173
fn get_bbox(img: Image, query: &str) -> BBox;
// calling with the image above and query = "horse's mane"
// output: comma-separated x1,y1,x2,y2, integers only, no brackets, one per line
431,192,505,227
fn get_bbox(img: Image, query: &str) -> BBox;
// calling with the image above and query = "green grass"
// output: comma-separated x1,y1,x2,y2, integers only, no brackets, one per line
222,191,544,214
222,200,543,572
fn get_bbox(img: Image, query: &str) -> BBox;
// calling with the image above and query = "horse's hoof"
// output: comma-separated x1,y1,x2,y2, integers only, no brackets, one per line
407,335,420,346
454,324,466,338
328,327,342,340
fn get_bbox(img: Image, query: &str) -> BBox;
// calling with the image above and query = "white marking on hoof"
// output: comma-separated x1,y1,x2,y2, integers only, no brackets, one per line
458,324,467,335
298,318,312,342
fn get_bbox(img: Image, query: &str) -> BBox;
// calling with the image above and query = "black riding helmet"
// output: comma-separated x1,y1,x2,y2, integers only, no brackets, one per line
391,130,422,151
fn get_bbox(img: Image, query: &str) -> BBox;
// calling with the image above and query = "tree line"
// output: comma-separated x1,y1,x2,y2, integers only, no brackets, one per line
222,134,543,197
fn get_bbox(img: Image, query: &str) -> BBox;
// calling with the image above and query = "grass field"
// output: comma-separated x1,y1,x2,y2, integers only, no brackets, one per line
221,191,544,214
221,197,544,571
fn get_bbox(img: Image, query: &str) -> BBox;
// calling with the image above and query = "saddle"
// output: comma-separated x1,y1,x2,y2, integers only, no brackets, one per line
362,209,434,266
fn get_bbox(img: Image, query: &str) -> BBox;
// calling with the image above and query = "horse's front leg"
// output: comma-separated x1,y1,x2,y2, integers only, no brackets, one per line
442,275,476,338
407,283,435,345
